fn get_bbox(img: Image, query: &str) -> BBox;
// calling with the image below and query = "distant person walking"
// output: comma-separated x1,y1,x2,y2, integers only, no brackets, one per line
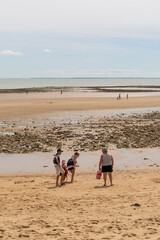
53,148,65,187
99,147,114,187
119,93,121,100
67,152,80,182
126,94,128,99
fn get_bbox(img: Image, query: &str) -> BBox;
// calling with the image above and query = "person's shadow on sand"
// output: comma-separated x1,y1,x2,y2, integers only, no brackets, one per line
47,182,73,189
94,186,108,189
47,186,57,189
94,185,114,189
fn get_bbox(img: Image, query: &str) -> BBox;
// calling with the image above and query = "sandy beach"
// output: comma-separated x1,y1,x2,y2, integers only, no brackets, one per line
0,91,160,240
0,93,160,120
1,0,160,238
0,170,160,240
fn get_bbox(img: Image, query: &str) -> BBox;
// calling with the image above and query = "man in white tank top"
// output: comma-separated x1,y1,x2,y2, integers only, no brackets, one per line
99,147,114,187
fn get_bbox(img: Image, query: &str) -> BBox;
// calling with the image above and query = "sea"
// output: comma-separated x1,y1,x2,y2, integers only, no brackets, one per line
0,78,160,89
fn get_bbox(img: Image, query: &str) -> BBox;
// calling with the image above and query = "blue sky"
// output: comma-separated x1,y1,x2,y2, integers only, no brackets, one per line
0,0,160,78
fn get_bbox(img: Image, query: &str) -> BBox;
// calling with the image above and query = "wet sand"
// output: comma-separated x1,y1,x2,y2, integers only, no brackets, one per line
0,93,160,120
0,170,160,240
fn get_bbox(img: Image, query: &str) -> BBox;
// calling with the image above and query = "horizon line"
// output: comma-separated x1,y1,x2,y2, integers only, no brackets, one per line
0,77,160,80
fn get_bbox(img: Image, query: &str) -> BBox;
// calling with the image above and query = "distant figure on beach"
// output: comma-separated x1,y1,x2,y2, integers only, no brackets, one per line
126,94,128,99
119,93,121,100
53,148,65,187
61,90,63,94
67,152,80,182
99,147,114,187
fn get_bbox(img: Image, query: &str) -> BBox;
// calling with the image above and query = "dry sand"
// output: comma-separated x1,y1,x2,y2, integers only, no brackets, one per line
0,170,160,240
0,93,160,120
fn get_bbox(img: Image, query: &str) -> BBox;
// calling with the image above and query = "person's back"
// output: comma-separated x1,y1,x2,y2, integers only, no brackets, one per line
53,153,60,165
102,153,112,166
99,148,114,186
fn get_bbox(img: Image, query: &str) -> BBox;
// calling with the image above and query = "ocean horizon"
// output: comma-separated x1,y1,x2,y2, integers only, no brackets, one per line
0,77,160,89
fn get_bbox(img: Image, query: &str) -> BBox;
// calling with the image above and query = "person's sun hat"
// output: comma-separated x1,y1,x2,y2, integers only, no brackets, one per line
57,148,63,152
102,147,108,152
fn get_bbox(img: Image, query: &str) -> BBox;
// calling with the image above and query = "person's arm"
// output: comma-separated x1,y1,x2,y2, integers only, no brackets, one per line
111,155,114,168
99,155,103,170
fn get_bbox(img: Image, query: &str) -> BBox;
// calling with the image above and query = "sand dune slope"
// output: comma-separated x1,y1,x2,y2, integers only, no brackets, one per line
0,170,160,240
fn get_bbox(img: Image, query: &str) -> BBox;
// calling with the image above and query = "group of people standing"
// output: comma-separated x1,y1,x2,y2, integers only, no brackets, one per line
53,148,80,186
53,147,114,187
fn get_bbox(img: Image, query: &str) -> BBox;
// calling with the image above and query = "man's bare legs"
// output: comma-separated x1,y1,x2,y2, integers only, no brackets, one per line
71,168,75,182
56,175,60,187
56,173,65,187
103,172,107,186
108,172,113,186
61,173,65,185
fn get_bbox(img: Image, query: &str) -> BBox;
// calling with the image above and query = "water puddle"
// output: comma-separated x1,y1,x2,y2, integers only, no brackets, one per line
0,132,14,135
0,148,159,174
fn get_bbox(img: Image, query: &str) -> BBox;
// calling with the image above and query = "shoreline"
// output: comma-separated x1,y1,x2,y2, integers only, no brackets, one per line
0,85,160,93
0,167,159,177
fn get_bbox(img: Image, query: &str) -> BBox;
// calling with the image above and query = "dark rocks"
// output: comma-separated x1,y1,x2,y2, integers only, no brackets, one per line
0,111,160,153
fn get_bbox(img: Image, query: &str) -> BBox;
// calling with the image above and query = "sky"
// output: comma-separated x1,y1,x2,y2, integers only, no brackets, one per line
0,0,160,78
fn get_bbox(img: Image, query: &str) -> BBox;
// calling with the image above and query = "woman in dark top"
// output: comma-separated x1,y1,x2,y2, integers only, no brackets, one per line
67,152,80,182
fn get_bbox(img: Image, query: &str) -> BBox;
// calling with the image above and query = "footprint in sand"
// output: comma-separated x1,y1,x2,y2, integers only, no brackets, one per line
90,220,99,224
19,234,30,238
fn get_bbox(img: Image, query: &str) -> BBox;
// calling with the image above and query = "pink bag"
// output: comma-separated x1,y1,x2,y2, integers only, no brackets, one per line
96,170,102,180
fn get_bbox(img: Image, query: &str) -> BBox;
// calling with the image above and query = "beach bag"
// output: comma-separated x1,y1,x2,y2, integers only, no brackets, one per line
96,170,102,180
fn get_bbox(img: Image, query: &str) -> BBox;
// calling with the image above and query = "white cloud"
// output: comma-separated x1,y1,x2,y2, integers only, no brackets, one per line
43,49,51,53
0,50,22,56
